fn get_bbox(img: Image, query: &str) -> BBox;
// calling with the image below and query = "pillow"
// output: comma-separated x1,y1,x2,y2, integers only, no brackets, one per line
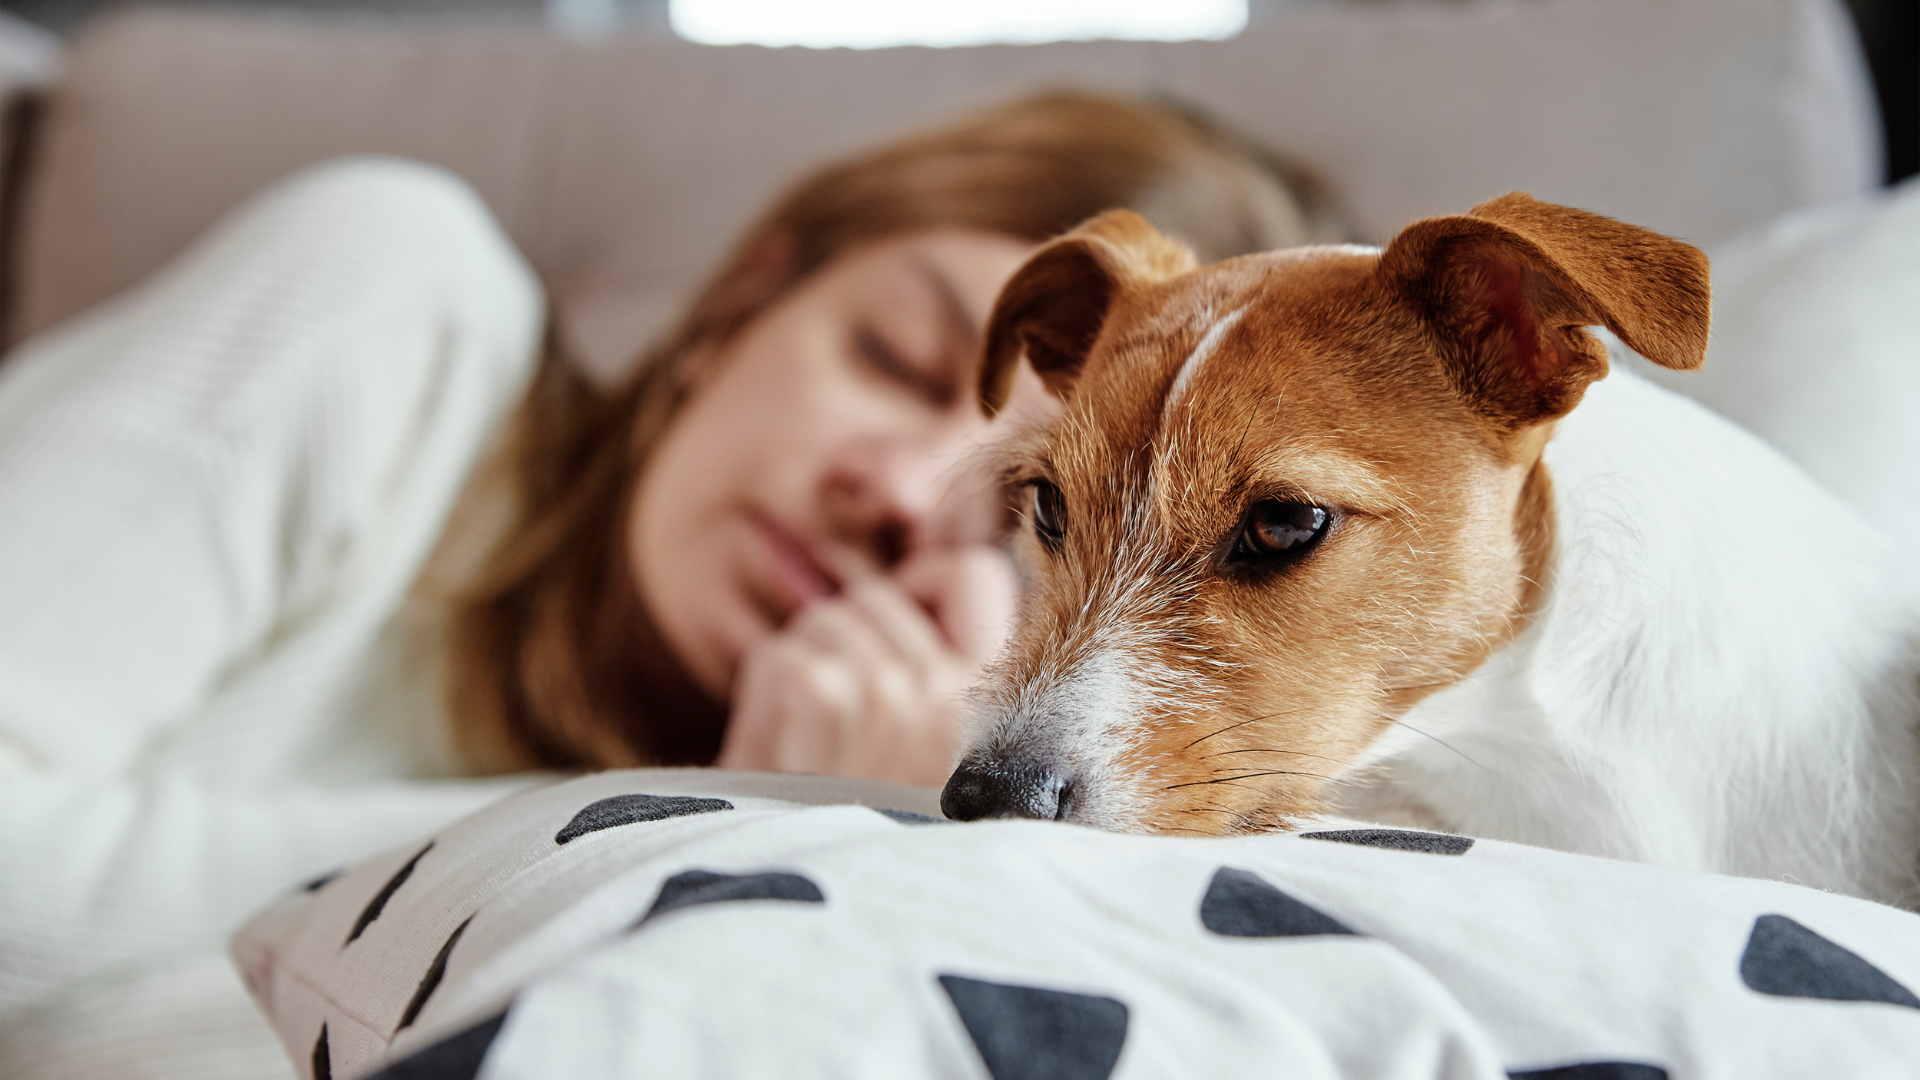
1624,175,1920,560
234,768,1920,1080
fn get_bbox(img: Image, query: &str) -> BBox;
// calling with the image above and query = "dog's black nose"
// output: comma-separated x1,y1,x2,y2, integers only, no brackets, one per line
941,760,1071,821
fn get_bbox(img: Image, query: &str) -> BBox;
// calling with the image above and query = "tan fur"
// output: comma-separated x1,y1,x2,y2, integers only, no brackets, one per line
959,195,1709,832
981,210,1200,413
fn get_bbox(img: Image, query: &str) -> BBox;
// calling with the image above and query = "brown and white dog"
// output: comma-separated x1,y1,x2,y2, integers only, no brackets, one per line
940,195,1920,906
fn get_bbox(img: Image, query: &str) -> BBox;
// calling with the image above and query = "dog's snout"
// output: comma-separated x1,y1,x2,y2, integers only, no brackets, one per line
941,760,1072,821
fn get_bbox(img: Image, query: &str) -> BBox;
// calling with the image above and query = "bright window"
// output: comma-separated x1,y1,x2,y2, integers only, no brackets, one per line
669,0,1248,49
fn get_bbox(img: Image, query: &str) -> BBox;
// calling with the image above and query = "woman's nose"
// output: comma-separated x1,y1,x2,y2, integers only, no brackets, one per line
819,430,979,568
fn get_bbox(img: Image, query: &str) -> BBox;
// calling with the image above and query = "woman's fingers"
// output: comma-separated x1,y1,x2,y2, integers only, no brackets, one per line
841,577,948,675
894,544,1019,663
722,614,960,784
723,601,920,773
719,635,859,774
719,546,1018,787
790,594,948,759
771,648,861,773
715,640,795,770
787,595,892,660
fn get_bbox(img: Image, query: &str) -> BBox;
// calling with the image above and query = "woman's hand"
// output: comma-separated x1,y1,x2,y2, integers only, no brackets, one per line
716,545,1017,786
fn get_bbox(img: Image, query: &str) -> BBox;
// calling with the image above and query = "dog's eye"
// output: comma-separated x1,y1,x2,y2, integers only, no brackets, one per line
1232,501,1329,562
1029,480,1067,552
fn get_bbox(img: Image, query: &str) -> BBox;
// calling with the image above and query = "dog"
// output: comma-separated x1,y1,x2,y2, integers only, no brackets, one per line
940,195,1920,906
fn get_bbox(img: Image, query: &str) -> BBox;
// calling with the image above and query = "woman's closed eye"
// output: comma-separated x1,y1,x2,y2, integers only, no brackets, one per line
853,324,958,407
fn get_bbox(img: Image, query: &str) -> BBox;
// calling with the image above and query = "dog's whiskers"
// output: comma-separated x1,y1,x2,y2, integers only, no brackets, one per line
1224,402,1259,475
1182,715,1259,749
1179,705,1314,750
1387,718,1489,771
1163,769,1333,790
1203,747,1347,766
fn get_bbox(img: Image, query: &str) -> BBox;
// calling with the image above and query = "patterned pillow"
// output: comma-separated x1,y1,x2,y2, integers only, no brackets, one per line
233,769,1920,1080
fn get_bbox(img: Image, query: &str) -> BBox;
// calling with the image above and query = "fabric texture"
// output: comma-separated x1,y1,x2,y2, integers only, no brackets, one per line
0,157,546,1080
235,769,1920,1080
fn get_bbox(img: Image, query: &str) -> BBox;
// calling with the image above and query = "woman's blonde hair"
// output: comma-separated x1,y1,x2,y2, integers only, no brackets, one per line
447,90,1341,772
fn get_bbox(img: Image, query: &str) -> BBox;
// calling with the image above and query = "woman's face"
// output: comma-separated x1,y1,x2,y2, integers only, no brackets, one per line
630,229,1048,699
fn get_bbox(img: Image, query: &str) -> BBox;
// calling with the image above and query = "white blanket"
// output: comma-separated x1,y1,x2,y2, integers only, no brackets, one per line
0,158,543,1080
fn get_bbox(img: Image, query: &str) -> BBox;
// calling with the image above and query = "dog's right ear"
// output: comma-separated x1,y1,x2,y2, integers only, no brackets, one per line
979,210,1195,416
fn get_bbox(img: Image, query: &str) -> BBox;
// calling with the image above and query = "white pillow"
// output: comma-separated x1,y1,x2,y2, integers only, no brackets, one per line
1626,176,1920,560
234,768,1920,1080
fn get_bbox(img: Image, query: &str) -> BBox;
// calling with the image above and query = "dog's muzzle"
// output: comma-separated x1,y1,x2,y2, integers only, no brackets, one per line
940,759,1073,821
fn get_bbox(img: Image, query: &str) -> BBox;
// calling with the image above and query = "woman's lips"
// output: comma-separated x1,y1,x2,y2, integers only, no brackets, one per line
748,512,841,616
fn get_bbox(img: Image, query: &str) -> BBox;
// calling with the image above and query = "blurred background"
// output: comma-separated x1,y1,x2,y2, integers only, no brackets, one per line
1,0,1909,186
0,0,1908,380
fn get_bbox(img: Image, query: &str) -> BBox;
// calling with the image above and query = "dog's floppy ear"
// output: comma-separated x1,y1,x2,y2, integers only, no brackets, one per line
979,210,1196,416
1378,192,1710,427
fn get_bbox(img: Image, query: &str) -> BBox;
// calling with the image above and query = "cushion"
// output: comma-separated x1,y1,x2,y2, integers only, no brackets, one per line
10,0,1878,377
235,768,1920,1079
1624,174,1920,557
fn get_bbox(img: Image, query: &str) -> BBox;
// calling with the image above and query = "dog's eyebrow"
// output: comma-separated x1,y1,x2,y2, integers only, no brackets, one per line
1249,444,1408,514
984,426,1055,484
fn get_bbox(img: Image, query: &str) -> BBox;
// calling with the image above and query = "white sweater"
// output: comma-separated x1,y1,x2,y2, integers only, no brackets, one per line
0,159,546,1078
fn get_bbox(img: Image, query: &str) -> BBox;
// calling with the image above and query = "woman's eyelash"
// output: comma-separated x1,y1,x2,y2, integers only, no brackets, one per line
854,325,955,406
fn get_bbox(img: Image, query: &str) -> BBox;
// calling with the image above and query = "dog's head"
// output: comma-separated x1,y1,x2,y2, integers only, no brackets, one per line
941,194,1710,831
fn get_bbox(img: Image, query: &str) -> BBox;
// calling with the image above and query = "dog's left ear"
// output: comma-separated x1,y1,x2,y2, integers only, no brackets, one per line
979,210,1196,416
1379,192,1710,427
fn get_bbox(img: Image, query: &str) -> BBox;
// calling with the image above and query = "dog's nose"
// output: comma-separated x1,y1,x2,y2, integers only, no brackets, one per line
941,760,1071,821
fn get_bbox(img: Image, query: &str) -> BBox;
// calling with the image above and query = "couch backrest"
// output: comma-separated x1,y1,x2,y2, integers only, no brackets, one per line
6,0,1880,377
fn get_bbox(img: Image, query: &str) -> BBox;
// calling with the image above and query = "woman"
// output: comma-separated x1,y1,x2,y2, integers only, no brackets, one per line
0,91,1328,1077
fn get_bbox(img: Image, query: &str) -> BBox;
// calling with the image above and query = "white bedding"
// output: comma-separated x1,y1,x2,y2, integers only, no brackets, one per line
236,769,1920,1080
0,160,544,1080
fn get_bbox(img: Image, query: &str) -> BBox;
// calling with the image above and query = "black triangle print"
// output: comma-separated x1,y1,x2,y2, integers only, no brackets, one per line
938,974,1128,1080
397,915,474,1032
1200,867,1358,938
634,869,825,927
1301,828,1474,855
1739,914,1920,1008
554,794,734,844
364,1010,508,1080
345,842,434,947
312,1023,332,1080
875,807,950,824
303,869,344,893
1507,1064,1668,1080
